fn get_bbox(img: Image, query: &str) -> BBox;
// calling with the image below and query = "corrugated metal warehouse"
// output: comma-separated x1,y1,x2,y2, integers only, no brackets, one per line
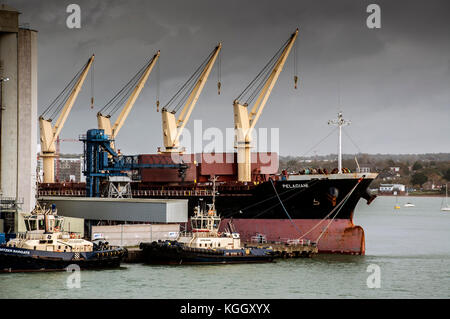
39,197,188,223
91,224,180,247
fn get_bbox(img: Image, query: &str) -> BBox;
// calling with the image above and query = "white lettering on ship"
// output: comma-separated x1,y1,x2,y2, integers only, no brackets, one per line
282,183,309,189
0,247,31,255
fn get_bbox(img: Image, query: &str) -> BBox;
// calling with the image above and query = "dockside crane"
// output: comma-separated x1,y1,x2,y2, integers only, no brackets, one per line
159,43,222,153
233,29,298,182
39,54,95,183
97,51,160,150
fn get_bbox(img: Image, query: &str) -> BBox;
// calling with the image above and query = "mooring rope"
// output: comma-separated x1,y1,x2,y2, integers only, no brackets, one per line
314,180,361,243
269,178,304,236
301,179,361,242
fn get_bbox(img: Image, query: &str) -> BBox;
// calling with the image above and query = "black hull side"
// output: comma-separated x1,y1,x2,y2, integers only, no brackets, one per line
135,176,376,220
140,242,274,265
0,247,127,273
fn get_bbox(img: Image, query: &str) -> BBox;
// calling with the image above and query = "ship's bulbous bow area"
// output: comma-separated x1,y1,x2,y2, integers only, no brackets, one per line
221,218,365,255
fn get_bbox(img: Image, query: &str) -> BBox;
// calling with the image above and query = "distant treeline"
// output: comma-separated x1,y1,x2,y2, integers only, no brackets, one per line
280,153,450,163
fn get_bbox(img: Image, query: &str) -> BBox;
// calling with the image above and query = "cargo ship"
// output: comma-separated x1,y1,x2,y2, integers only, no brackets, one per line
130,113,378,255
36,30,377,255
134,159,376,255
39,150,377,255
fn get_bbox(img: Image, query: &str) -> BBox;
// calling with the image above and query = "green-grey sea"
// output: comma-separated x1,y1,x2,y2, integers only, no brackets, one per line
1,196,449,299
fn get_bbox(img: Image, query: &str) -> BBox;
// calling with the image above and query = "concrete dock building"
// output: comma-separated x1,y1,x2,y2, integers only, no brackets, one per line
0,4,37,232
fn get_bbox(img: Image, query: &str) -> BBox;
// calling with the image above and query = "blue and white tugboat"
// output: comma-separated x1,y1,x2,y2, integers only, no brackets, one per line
0,204,127,273
140,179,275,265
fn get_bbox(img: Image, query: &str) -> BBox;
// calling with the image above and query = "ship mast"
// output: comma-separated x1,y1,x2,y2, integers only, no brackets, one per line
328,112,350,174
210,176,218,210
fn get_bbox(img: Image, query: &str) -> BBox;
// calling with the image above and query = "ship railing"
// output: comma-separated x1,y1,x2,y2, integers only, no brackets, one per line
37,190,86,196
17,232,42,240
250,235,267,244
179,231,193,237
132,189,213,197
285,238,311,246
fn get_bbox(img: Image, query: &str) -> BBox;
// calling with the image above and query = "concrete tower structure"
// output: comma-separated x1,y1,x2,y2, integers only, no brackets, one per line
0,4,38,223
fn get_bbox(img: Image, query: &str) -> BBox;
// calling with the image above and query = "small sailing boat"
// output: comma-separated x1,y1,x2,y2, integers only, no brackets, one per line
441,183,450,212
403,188,415,207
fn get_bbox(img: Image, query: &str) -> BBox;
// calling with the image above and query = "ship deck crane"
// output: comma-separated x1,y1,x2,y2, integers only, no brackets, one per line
160,43,222,153
233,29,298,182
97,51,160,150
39,54,95,183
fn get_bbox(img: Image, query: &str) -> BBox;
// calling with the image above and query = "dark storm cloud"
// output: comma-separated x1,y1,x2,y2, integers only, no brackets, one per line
4,0,450,155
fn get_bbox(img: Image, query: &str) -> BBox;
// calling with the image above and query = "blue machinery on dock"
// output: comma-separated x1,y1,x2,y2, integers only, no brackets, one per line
80,129,187,197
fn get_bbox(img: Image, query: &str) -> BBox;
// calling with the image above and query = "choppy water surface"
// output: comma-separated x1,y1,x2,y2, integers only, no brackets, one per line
1,196,449,299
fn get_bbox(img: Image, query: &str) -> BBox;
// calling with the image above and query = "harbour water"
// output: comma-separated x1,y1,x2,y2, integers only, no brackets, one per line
1,196,449,299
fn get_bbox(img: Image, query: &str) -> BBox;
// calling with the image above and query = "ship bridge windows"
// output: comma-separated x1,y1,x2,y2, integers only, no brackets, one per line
54,218,64,231
25,219,38,231
38,240,53,244
192,219,207,229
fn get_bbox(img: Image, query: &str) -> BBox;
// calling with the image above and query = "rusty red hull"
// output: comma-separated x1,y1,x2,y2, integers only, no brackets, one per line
221,218,365,255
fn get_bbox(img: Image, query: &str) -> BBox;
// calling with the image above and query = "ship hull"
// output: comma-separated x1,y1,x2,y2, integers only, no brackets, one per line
38,173,377,255
140,241,274,265
0,246,127,273
221,218,365,255
136,174,376,255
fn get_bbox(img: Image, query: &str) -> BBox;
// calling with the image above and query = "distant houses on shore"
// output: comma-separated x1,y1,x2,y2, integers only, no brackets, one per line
379,183,406,195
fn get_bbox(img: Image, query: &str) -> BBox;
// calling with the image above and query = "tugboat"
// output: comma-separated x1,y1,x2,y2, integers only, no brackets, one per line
140,178,275,265
0,204,127,273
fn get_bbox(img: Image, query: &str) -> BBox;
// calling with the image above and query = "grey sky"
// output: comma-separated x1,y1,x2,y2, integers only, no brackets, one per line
5,0,450,156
